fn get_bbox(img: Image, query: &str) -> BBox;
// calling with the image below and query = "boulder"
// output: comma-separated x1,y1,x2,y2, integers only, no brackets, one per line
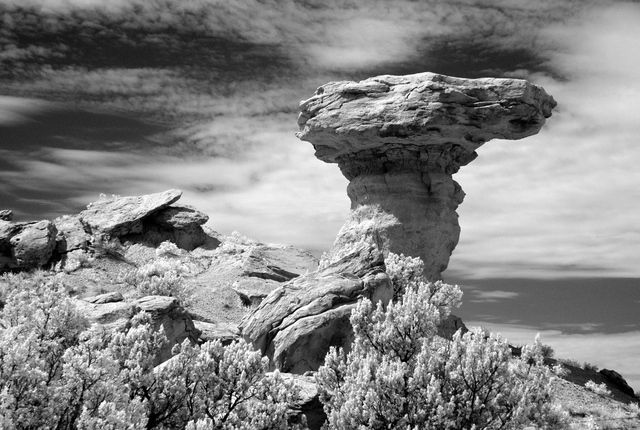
438,314,468,339
74,298,136,331
0,220,57,271
79,189,182,237
0,210,12,221
241,254,393,374
297,72,556,280
134,296,201,363
54,214,90,253
600,369,636,398
279,372,325,430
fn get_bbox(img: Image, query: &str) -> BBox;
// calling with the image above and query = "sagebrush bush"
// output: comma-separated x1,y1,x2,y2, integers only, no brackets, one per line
120,257,194,306
583,362,600,372
585,380,612,397
0,276,306,430
316,253,568,430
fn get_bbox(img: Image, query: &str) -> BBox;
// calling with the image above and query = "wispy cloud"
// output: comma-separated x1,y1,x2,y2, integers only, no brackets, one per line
468,290,520,303
449,1,640,279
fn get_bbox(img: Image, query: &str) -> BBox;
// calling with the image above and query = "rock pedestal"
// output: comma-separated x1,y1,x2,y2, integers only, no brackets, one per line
297,72,556,280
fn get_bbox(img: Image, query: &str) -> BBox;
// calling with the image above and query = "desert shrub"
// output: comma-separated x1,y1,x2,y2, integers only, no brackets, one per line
583,362,600,372
585,380,612,397
541,343,555,359
316,254,568,430
217,231,258,255
120,257,193,306
89,234,127,261
385,252,463,307
156,240,186,258
0,277,306,430
559,358,581,368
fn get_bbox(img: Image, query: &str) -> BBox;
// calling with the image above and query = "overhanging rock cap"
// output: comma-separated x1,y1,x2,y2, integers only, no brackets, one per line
296,72,557,164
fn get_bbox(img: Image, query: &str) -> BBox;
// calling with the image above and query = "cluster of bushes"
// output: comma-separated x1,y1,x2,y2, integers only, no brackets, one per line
0,254,569,429
317,254,568,430
0,273,304,430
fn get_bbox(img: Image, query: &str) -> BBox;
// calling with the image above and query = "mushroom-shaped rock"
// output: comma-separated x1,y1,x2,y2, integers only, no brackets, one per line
297,72,556,280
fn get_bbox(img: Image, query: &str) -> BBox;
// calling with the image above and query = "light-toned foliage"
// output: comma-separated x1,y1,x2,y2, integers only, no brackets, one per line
120,256,194,306
585,380,612,397
0,272,306,430
316,253,568,430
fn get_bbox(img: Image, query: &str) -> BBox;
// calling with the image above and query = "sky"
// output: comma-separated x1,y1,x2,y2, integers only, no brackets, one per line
1,0,639,390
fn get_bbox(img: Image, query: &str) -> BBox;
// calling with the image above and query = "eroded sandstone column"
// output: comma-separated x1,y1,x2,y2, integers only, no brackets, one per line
297,72,556,280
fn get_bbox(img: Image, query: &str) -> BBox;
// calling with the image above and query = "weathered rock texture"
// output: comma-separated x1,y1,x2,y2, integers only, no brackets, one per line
232,244,319,306
80,189,182,237
297,72,556,280
0,220,58,271
1,189,216,273
241,255,392,374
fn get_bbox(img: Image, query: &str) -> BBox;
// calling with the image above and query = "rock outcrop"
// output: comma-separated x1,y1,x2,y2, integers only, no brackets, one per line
232,244,319,306
80,189,182,237
0,210,13,221
241,253,393,374
297,72,556,280
0,189,216,273
0,220,58,271
242,72,555,375
600,369,636,398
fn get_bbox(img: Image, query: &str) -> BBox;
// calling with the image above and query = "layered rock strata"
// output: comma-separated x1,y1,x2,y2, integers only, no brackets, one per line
241,236,392,374
297,72,556,280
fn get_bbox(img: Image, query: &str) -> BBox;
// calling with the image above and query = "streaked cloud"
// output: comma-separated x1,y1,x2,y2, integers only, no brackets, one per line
449,1,640,279
468,290,520,303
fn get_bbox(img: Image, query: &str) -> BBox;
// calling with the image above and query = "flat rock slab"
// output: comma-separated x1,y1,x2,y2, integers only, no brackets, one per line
80,189,182,237
232,278,282,306
297,72,556,163
193,320,240,345
241,244,319,282
74,299,136,331
151,204,209,228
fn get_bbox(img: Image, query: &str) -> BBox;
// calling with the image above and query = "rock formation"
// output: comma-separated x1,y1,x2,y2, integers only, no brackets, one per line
0,219,58,271
0,189,213,273
241,258,393,374
297,72,556,280
243,72,556,375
